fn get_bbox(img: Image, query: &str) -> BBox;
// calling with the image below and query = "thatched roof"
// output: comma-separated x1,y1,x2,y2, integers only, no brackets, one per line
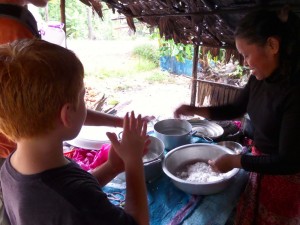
79,0,300,49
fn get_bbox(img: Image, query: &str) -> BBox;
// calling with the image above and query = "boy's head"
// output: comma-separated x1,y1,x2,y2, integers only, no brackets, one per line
0,39,85,141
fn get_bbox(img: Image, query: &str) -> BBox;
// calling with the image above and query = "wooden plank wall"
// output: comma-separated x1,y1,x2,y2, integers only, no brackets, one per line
196,80,243,106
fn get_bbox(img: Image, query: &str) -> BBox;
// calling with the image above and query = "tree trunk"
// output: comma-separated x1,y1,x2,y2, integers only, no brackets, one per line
87,7,93,40
44,4,49,22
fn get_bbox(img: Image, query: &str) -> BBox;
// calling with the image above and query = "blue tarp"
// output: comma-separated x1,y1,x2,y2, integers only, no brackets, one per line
159,56,202,77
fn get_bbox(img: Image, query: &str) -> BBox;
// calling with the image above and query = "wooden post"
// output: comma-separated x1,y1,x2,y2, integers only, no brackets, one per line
190,44,199,106
60,0,66,46
60,0,66,33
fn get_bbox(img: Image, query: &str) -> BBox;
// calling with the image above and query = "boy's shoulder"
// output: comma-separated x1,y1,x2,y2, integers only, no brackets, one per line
0,3,40,38
1,158,137,225
0,159,94,224
1,159,105,205
1,157,105,199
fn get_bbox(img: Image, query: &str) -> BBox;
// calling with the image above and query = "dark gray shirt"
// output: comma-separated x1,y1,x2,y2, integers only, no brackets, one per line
0,155,138,225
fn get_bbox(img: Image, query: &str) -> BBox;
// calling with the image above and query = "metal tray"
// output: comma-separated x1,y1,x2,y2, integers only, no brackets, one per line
188,120,224,140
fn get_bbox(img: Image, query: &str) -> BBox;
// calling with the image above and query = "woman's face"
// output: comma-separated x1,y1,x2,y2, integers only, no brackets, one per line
235,37,279,80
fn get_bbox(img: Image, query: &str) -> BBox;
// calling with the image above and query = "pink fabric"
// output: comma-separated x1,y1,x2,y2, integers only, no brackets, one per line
235,146,300,225
233,120,242,129
64,144,110,171
168,195,202,225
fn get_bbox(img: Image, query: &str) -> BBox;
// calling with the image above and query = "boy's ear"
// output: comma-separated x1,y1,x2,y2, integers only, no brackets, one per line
60,103,73,128
267,37,280,55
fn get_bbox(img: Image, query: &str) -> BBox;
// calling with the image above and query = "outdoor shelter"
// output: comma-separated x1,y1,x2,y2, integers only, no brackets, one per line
58,0,300,106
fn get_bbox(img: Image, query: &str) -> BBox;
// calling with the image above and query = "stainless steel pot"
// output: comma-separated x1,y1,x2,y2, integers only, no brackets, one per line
154,119,193,150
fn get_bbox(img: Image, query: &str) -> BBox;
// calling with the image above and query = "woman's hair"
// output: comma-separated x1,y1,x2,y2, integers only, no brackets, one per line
235,9,300,78
0,39,84,141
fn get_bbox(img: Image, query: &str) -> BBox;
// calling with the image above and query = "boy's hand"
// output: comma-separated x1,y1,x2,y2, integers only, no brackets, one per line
105,142,124,174
106,111,148,165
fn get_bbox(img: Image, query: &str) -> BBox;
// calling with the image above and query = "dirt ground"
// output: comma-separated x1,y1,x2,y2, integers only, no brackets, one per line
83,72,192,120
68,40,192,119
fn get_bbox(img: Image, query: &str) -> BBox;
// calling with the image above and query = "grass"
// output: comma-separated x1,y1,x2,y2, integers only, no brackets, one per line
132,43,160,66
134,58,158,72
146,70,176,84
85,52,159,79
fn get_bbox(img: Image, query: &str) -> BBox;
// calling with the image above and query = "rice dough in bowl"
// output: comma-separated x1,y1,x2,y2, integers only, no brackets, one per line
176,161,230,183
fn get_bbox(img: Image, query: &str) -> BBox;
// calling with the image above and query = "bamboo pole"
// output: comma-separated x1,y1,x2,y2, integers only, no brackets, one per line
190,45,199,106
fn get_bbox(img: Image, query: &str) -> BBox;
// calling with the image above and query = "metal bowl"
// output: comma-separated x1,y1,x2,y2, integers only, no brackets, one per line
217,141,243,154
162,143,239,195
117,136,165,182
189,120,224,140
143,136,165,182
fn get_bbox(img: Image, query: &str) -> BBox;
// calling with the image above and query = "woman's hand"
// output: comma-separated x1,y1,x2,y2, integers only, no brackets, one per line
174,104,195,118
174,104,210,119
141,115,156,123
208,154,242,173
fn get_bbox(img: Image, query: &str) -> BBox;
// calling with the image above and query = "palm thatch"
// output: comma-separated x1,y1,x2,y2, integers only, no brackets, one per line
78,0,300,49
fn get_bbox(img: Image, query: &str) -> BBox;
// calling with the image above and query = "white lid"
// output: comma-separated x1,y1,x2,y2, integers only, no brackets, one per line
65,126,122,150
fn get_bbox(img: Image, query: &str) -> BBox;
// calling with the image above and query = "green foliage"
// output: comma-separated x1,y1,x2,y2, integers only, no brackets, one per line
218,48,226,63
132,43,160,66
206,50,224,66
230,61,245,79
108,99,119,105
158,38,198,63
38,2,155,40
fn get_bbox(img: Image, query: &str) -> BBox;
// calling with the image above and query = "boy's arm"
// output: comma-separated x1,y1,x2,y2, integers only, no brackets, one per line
91,146,149,225
105,112,149,225
90,161,122,187
123,158,148,225
91,145,125,187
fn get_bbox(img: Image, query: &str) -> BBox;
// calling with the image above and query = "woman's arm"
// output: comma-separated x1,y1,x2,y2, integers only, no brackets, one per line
174,76,252,120
84,109,123,127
